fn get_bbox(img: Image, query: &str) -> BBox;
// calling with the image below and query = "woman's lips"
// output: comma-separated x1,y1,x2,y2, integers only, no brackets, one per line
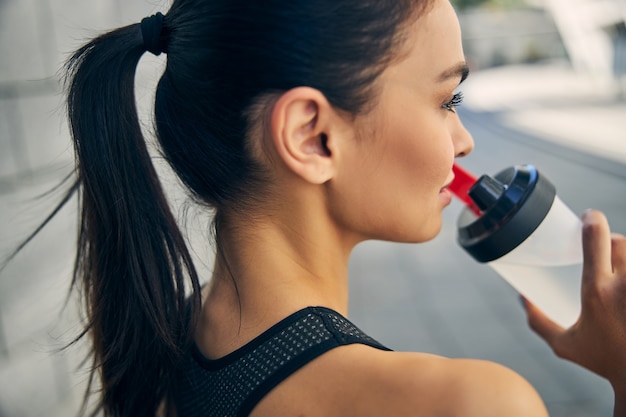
439,185,453,206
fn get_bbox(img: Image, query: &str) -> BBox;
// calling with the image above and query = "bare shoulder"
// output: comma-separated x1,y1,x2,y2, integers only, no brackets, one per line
380,350,549,417
251,344,549,417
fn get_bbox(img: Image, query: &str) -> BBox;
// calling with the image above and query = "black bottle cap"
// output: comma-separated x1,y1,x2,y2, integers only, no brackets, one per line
468,174,507,211
456,165,556,263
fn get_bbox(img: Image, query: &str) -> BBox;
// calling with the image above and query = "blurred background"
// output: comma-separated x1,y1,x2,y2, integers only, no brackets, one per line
0,0,625,416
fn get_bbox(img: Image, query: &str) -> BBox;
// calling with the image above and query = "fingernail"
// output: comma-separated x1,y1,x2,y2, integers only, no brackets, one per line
582,208,594,220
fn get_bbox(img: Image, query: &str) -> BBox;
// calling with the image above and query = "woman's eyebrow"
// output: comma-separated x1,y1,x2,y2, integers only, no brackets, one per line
438,62,470,84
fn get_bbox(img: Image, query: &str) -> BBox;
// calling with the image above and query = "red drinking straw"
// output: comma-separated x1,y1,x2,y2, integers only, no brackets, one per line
450,164,482,216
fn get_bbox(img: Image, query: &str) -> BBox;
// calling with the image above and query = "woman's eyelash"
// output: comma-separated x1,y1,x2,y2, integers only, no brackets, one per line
443,91,464,112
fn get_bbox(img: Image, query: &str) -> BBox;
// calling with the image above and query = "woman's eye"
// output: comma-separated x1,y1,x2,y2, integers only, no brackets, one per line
442,91,464,113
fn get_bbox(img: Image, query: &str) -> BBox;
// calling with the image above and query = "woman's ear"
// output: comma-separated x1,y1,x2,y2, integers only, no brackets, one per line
269,87,340,184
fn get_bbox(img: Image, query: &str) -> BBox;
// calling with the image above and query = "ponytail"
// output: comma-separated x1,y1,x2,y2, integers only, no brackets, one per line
65,21,200,417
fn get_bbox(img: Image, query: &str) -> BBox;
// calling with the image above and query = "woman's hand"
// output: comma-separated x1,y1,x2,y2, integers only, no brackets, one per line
522,210,626,403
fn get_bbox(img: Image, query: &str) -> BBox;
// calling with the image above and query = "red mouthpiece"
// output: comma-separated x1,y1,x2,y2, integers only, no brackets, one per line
450,164,481,216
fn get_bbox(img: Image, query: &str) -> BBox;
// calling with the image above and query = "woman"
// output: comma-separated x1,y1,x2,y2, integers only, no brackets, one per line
59,0,626,416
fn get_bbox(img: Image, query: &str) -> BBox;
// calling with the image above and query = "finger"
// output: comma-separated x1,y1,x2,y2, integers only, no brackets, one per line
521,296,567,352
582,210,613,281
612,233,626,272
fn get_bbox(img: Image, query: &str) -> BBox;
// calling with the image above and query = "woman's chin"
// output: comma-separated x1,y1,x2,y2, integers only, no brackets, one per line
391,219,444,244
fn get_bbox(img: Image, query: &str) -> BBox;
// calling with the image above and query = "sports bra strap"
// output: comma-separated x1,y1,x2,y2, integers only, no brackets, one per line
175,306,391,417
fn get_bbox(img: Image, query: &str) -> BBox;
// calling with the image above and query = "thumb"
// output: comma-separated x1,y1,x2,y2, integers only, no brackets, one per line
521,296,567,351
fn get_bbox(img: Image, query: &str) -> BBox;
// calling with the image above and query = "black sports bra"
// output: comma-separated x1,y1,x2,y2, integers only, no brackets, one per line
174,306,391,417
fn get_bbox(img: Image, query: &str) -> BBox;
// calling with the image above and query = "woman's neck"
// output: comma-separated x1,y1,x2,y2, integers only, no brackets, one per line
196,200,358,358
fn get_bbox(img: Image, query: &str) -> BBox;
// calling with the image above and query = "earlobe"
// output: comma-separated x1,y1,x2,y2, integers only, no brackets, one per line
270,87,337,184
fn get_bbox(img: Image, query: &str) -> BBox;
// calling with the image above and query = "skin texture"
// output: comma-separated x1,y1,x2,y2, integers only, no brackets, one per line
195,0,625,416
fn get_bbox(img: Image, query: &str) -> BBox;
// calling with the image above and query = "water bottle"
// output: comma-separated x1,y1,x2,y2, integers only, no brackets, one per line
452,164,582,328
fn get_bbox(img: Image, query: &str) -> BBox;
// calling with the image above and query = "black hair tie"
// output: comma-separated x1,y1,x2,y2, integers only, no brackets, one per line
141,12,167,55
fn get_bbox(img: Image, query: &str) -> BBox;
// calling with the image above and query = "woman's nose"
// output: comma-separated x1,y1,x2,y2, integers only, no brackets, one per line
453,116,474,158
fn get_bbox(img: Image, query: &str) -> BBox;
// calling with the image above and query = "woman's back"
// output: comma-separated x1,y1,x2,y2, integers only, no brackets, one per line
187,298,547,417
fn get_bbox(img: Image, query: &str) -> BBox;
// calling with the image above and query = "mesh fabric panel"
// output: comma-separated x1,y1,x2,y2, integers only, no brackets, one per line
175,306,390,417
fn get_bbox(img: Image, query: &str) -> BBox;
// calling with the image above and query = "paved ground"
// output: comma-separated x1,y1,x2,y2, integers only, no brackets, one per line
1,1,625,416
